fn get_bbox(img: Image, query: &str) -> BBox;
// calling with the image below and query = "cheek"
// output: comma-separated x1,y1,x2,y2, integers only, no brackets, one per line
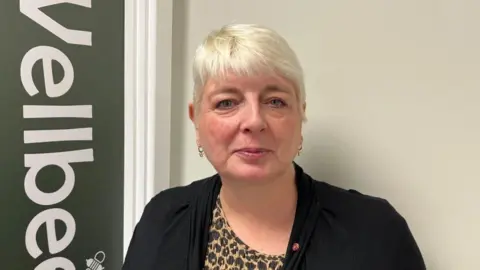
273,115,302,138
270,116,303,152
199,117,237,148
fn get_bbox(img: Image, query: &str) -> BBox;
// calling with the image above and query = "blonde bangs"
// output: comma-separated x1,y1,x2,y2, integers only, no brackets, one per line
192,24,306,120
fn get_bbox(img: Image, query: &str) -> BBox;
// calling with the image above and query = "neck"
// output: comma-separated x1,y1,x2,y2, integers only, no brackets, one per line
219,164,297,227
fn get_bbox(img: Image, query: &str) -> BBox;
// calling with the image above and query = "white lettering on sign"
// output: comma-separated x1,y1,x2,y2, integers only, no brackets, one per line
23,105,93,119
25,208,76,258
35,257,75,270
24,149,94,206
21,46,74,98
20,0,92,46
20,0,93,269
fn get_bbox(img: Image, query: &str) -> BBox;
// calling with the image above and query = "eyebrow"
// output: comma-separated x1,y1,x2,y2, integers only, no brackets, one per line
263,84,292,94
208,84,293,98
209,87,241,97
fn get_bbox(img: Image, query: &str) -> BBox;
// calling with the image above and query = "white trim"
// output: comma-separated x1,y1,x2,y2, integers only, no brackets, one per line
146,0,158,208
133,0,148,228
123,0,173,258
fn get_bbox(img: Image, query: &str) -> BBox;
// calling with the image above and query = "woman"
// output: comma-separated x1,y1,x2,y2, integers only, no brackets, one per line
123,24,425,270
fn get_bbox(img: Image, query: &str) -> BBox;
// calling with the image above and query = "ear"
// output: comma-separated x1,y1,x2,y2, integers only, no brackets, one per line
188,102,195,123
189,103,201,145
302,102,306,113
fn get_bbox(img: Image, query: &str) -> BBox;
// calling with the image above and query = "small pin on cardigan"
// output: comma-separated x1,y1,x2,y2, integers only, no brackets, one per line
292,243,300,252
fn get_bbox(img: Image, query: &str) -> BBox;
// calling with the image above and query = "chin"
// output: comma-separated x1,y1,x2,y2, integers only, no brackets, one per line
227,160,283,182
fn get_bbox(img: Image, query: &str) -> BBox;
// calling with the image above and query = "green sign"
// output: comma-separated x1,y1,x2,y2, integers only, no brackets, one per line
0,1,125,269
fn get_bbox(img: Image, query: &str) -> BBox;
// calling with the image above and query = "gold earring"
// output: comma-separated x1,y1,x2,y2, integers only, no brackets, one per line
198,146,204,157
297,144,303,156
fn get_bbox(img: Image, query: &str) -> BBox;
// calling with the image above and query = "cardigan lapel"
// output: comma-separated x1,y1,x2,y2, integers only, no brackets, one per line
187,176,222,270
153,176,221,270
282,163,321,269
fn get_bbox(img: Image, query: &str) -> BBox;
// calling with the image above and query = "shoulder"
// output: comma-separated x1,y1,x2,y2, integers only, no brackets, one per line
312,179,409,239
313,180,399,222
310,179,425,268
122,175,217,269
141,175,215,222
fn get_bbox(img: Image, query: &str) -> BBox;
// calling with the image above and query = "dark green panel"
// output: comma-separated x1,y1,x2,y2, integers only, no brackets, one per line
0,1,124,269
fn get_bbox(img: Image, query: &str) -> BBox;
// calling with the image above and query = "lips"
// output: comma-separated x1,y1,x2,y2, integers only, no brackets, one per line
235,148,270,153
234,148,271,159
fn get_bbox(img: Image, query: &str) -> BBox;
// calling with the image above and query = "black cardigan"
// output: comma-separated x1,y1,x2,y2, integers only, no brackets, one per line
122,164,426,270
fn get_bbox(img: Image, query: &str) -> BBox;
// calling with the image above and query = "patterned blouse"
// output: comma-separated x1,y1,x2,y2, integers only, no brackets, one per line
203,197,285,270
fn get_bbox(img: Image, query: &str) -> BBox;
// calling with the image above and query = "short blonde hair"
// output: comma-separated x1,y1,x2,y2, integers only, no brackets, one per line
192,23,306,120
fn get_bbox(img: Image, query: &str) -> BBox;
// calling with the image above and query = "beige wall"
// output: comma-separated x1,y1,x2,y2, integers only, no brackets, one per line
167,1,480,269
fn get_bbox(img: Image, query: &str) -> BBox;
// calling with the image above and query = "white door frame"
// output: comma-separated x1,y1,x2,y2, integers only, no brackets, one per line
123,0,173,258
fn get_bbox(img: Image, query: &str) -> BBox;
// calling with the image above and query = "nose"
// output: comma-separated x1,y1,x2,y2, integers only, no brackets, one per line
239,102,266,133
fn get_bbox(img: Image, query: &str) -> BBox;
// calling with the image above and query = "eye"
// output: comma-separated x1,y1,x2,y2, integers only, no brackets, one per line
268,98,286,108
215,99,236,109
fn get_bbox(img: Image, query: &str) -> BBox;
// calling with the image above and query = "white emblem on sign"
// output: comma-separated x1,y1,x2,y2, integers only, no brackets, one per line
86,251,106,270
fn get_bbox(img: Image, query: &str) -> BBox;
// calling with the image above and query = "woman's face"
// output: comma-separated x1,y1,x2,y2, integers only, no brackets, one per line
189,72,304,182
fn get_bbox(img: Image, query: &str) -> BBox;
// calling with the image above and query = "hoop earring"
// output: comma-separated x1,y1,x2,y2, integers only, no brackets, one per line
297,144,303,156
198,146,204,157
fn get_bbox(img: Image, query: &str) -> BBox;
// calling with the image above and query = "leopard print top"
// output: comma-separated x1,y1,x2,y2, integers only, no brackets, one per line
203,197,285,270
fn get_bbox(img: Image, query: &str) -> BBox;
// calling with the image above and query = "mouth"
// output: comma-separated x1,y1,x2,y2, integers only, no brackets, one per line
234,148,271,159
